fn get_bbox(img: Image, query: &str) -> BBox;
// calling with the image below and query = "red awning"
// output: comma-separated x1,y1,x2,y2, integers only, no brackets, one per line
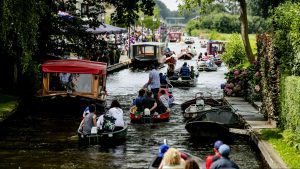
41,59,107,75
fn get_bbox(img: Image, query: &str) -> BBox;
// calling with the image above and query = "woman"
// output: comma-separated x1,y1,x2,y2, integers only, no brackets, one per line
185,159,200,169
107,100,125,131
159,148,185,169
80,104,97,135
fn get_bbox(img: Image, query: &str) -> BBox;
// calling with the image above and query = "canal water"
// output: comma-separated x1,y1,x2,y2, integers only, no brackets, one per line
0,39,263,169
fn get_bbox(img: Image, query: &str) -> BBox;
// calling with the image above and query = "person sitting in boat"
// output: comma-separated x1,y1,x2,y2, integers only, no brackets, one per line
158,148,186,169
167,63,175,77
106,100,124,131
205,140,223,169
141,91,158,115
132,89,146,112
80,104,97,135
157,144,169,163
180,62,190,77
210,144,240,169
198,52,203,60
190,66,195,79
159,73,168,86
185,159,200,169
202,52,209,61
158,90,172,113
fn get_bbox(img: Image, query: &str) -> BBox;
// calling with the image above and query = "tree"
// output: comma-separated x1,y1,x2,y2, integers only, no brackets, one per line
179,0,255,63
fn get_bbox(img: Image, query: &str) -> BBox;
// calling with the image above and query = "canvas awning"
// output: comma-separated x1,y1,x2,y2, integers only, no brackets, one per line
42,60,107,75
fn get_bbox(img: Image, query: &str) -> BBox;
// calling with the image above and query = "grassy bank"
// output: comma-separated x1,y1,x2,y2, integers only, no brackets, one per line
0,93,18,120
260,129,300,168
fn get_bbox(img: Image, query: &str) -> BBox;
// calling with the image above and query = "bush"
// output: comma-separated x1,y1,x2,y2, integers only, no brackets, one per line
222,34,249,69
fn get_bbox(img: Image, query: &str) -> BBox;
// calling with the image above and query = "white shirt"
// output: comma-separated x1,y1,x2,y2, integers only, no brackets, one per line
96,115,104,130
160,94,170,108
107,107,125,127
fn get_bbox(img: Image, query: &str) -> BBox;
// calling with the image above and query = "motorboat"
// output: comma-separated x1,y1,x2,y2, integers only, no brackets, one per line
197,59,218,71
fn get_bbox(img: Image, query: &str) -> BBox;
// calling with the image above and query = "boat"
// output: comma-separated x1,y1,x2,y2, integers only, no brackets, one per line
130,42,166,68
197,59,218,71
39,59,108,112
177,51,193,60
129,106,170,123
181,92,225,111
207,40,226,55
184,37,195,44
213,57,222,67
185,109,244,138
77,123,128,145
168,32,182,43
169,75,197,87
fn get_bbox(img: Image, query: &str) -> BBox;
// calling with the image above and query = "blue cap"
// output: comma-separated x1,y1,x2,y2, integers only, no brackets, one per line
158,144,169,157
218,144,230,157
214,140,223,149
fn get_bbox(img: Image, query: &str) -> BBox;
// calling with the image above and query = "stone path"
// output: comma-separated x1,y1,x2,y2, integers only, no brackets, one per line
225,97,288,169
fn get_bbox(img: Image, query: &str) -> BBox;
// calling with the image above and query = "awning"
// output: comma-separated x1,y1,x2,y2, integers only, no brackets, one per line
86,24,127,34
42,60,107,75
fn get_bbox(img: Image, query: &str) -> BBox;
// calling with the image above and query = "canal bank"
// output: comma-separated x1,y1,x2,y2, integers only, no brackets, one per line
225,97,288,169
107,54,131,73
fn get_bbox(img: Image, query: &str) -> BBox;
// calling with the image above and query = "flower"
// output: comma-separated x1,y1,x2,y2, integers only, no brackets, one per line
255,85,260,92
234,70,240,76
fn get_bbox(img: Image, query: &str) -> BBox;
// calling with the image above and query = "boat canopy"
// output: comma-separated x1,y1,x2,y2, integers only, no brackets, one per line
41,60,107,75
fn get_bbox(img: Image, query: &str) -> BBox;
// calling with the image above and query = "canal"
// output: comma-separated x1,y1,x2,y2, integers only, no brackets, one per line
0,39,263,169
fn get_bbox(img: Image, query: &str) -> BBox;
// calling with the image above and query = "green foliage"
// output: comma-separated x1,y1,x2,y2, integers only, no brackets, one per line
222,34,249,69
261,129,300,168
280,76,300,146
0,93,18,119
208,30,218,40
272,2,300,76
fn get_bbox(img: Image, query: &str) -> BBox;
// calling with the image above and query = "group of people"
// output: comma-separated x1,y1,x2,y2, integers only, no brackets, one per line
157,140,239,169
79,100,125,135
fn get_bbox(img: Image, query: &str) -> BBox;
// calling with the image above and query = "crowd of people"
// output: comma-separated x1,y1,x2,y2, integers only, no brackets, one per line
156,140,239,169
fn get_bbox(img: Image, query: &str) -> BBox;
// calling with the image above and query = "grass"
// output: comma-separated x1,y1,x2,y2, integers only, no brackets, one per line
260,129,300,168
0,93,18,119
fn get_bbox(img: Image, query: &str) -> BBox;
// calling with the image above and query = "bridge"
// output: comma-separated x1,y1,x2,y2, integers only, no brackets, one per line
165,17,186,28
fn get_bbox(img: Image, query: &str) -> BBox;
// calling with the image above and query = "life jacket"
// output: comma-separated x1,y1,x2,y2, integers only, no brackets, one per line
205,154,221,169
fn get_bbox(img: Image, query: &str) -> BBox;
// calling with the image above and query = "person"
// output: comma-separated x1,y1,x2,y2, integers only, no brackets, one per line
81,104,97,135
180,62,190,77
159,148,186,169
157,144,170,162
107,100,124,131
185,159,200,169
160,73,168,85
210,144,239,169
190,66,195,79
167,63,175,77
198,52,203,60
132,89,146,112
205,140,223,169
159,90,170,109
141,91,157,114
202,52,209,60
148,65,161,99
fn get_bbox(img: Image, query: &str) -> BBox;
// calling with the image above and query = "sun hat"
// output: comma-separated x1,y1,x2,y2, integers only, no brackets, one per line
158,144,169,157
214,140,223,149
218,144,230,157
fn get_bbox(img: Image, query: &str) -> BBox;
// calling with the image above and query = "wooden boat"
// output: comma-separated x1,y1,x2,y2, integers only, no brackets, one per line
214,57,222,67
168,32,182,43
177,52,193,60
169,76,197,87
197,59,218,71
207,40,226,55
39,59,107,112
185,110,243,138
77,123,128,144
184,104,212,119
181,92,225,111
184,37,195,44
130,42,166,67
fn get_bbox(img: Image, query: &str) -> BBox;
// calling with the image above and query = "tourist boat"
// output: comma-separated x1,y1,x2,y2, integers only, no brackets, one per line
181,92,225,111
168,32,182,43
197,59,218,71
169,75,197,87
177,52,193,60
184,37,195,44
39,59,107,112
77,123,128,145
130,42,166,67
185,110,243,138
207,40,226,55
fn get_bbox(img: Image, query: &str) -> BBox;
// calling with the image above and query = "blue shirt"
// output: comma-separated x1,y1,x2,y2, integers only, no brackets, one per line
149,69,161,89
180,66,190,76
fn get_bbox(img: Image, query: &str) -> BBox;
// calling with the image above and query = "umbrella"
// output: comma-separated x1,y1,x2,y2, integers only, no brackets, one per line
86,24,127,34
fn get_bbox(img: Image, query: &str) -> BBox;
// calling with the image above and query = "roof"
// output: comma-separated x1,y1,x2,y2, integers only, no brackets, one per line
41,60,107,75
131,42,165,47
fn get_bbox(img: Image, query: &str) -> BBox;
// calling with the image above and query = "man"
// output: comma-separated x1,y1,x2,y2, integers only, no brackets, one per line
180,62,190,77
148,65,161,99
81,104,97,135
141,91,158,114
210,144,240,169
205,140,223,169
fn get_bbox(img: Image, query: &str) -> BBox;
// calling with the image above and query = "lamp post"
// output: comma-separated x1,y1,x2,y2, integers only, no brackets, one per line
141,15,144,42
152,16,157,42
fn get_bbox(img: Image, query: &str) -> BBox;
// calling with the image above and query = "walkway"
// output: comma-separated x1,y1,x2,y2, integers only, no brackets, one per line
225,97,288,169
107,54,131,73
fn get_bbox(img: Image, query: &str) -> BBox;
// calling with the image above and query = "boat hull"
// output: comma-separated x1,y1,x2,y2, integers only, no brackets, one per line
185,121,230,138
130,111,170,123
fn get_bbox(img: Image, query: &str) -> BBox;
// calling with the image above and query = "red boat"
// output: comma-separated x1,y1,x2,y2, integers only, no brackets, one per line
168,32,182,42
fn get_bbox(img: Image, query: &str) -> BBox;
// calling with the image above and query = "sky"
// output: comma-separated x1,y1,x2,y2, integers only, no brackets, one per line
159,0,181,11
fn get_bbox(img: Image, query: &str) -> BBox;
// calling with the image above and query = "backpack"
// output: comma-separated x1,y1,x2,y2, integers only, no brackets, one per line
102,114,116,131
